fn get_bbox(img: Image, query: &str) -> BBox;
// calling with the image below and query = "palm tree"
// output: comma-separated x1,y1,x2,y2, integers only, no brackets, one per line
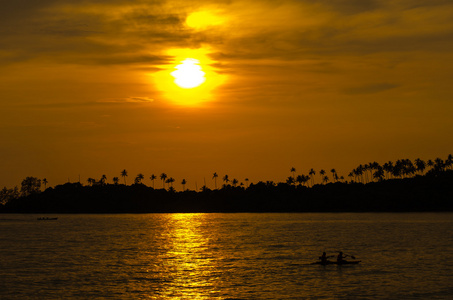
446,154,453,170
223,175,229,186
322,175,329,184
402,159,415,178
160,173,167,188
383,161,393,179
358,164,366,182
113,177,119,185
392,160,403,178
100,174,107,185
181,179,187,191
371,161,381,181
286,176,295,185
434,158,445,172
150,174,157,188
348,172,354,183
290,167,296,179
309,169,316,186
330,169,337,182
296,175,304,186
320,169,326,184
87,178,95,186
121,169,128,185
42,178,48,190
212,172,218,189
445,154,453,169
135,173,144,184
373,167,385,182
232,178,238,187
165,177,175,188
245,178,249,188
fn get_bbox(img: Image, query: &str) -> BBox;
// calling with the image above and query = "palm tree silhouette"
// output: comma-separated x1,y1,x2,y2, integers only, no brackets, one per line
348,172,354,183
373,167,385,181
427,159,434,172
309,169,316,186
165,177,175,188
383,161,393,180
330,169,337,182
181,179,187,191
232,178,238,187
150,174,156,188
290,167,296,179
212,172,218,189
296,175,304,186
286,176,295,185
446,154,453,170
113,177,119,185
135,173,144,184
100,174,107,185
434,158,445,172
320,170,326,184
245,178,249,188
223,175,229,187
121,169,128,185
160,173,167,188
322,175,329,184
42,178,48,190
87,178,95,186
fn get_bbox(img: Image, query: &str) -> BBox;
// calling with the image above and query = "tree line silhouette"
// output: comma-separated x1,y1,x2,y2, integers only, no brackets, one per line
1,155,452,213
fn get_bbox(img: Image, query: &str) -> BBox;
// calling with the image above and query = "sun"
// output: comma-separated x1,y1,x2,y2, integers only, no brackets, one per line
152,47,227,106
171,58,205,89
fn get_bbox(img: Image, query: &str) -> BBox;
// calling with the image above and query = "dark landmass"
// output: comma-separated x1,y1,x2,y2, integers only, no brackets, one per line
1,170,452,213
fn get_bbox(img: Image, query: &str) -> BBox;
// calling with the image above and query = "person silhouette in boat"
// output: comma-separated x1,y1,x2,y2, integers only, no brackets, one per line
337,251,347,264
319,252,328,264
319,252,334,264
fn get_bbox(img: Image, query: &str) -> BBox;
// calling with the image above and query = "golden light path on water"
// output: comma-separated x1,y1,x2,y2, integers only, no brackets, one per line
160,214,219,299
153,48,226,107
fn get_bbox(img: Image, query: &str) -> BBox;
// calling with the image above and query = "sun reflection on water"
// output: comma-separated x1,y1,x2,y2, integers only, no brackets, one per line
159,213,219,299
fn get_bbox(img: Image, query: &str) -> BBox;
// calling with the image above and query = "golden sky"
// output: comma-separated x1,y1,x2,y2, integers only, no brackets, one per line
1,0,453,189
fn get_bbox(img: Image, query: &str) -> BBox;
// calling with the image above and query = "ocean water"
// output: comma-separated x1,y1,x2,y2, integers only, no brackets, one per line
1,213,452,299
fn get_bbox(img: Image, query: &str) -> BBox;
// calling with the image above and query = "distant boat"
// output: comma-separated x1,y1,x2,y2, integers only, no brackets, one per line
37,217,58,221
312,260,361,265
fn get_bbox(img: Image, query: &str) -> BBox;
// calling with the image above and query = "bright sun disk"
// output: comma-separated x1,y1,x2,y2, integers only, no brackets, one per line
171,58,206,89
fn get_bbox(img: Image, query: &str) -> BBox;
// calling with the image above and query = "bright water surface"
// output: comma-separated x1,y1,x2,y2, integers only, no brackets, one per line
1,213,452,299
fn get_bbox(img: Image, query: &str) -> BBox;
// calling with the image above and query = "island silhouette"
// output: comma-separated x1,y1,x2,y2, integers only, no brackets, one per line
1,155,452,213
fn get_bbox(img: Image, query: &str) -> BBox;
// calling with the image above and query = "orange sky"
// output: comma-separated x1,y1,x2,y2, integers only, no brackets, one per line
1,0,453,189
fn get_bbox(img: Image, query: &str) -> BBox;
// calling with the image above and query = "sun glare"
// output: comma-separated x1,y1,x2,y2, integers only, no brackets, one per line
152,48,226,107
171,58,205,89
186,11,224,29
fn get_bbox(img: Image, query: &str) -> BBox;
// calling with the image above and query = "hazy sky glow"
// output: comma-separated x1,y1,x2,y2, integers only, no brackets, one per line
1,0,453,189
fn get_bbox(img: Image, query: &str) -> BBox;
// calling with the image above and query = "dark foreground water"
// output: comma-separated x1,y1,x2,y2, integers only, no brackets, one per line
1,213,452,299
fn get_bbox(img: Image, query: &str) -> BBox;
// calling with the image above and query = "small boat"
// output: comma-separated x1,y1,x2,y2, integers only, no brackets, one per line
312,260,361,265
37,217,58,221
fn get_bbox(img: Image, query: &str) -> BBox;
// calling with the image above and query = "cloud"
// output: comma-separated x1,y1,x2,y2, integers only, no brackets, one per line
3,0,453,74
342,83,400,95
98,97,155,104
0,1,192,66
